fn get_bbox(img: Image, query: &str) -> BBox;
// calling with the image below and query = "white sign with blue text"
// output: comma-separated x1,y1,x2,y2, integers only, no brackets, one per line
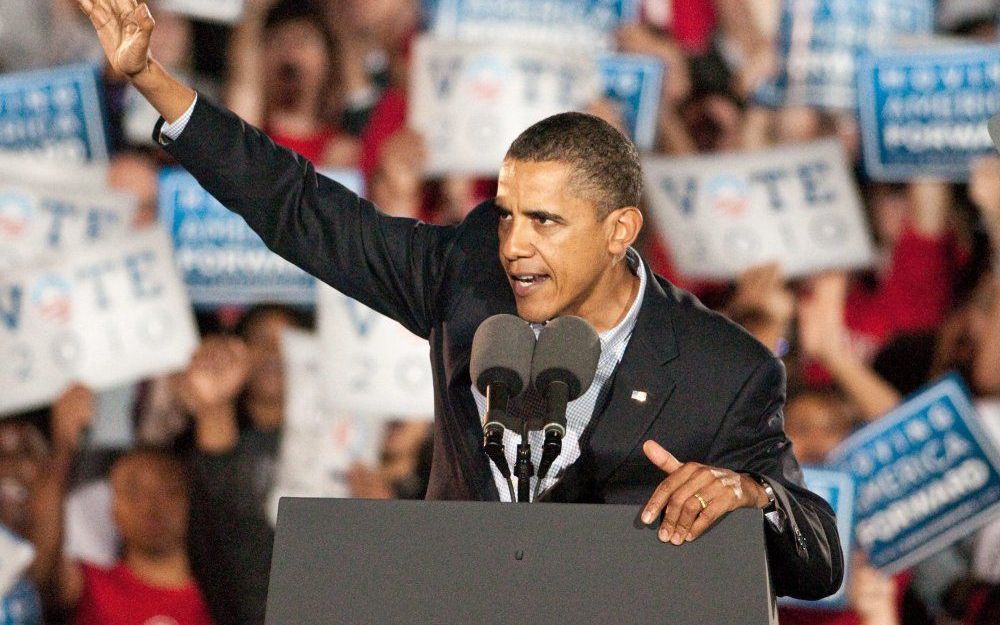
318,286,434,420
0,63,109,162
642,139,875,280
0,227,199,416
422,0,638,50
159,168,364,306
600,54,663,152
759,0,935,109
0,177,136,271
830,374,1000,574
410,36,603,175
858,44,1000,181
781,468,855,610
268,328,382,525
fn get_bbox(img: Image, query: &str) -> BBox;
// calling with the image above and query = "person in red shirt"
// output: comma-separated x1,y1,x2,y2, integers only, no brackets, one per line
30,387,212,625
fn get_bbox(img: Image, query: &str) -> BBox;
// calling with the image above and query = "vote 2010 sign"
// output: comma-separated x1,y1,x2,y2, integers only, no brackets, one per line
830,374,1000,574
410,36,603,175
0,227,199,416
422,0,638,50
0,176,136,271
268,328,383,524
858,44,1000,181
780,468,855,610
159,167,364,306
160,0,244,24
318,286,434,419
642,139,875,280
0,63,108,162
758,0,934,110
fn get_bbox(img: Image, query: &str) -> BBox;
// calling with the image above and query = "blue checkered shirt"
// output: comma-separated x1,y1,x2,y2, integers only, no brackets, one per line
473,250,646,501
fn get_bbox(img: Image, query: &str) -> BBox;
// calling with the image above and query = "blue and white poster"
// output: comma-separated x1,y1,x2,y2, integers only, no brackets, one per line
410,36,603,175
318,286,434,419
642,139,875,280
0,227,198,416
423,0,638,49
758,0,935,110
830,374,1000,574
600,54,663,152
0,63,108,162
858,44,1000,181
0,177,136,271
781,468,855,610
161,0,245,24
159,168,363,306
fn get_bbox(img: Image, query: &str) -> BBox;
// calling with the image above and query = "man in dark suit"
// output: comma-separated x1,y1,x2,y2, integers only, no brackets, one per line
78,0,843,599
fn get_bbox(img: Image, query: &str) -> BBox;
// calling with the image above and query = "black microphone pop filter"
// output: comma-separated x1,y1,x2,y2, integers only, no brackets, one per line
470,314,536,397
531,316,601,401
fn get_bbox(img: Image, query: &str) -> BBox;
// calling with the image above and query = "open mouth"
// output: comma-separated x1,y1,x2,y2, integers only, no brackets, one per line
509,273,550,297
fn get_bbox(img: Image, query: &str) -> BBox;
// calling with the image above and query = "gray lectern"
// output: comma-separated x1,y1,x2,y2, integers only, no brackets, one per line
265,498,778,625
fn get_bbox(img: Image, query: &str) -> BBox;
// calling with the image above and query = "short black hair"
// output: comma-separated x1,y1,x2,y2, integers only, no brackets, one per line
505,112,642,218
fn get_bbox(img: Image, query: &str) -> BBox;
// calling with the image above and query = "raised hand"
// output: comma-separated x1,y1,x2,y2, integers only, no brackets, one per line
76,0,156,77
51,383,96,452
176,335,251,414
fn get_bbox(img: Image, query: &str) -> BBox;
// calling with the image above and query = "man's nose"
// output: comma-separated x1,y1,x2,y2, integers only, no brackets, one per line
500,218,533,261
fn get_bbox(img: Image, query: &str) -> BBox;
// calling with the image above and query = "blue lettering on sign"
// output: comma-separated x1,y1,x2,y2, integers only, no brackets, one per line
343,299,379,338
0,284,23,331
749,169,789,211
40,199,76,246
659,177,698,216
798,161,835,204
430,56,463,98
125,250,163,300
75,260,116,310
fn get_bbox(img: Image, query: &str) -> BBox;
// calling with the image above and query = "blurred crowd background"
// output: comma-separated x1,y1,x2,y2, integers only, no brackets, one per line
2,0,1000,624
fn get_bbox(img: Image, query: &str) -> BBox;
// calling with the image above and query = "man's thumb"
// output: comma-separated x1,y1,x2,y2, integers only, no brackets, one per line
643,440,682,473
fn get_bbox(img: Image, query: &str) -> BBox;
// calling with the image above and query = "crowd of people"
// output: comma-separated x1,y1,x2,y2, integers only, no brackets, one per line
2,0,1000,623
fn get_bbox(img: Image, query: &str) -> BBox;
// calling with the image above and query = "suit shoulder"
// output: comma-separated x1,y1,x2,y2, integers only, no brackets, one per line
657,276,777,375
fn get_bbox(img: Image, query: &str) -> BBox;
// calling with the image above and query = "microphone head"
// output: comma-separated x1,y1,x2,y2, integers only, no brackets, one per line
531,316,601,401
470,314,536,397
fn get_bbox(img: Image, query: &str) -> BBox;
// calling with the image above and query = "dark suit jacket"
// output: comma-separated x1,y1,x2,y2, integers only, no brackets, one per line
157,97,844,600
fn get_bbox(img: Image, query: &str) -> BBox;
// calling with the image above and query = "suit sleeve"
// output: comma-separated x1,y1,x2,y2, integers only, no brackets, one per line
156,95,458,339
708,356,845,600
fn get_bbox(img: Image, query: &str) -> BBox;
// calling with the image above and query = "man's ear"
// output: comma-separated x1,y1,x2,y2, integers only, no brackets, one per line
607,206,643,256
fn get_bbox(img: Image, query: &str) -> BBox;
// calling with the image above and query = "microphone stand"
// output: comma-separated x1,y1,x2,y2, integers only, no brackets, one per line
514,419,534,503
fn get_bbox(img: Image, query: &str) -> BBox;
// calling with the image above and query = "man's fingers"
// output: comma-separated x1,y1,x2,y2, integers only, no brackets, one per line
659,470,721,543
641,463,700,524
684,498,729,542
643,440,682,473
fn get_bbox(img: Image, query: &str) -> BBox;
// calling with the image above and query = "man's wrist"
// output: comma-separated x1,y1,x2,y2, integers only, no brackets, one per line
742,473,772,509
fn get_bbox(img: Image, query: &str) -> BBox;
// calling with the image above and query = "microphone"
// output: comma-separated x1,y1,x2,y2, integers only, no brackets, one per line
530,316,601,486
990,114,1000,154
470,314,536,500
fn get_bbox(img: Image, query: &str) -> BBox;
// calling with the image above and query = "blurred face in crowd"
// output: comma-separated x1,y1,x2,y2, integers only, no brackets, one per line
339,0,417,46
496,159,637,325
148,8,192,70
111,453,189,558
0,422,47,536
935,276,998,391
681,94,743,153
868,183,910,249
107,152,159,227
244,309,297,423
262,19,331,115
784,392,854,465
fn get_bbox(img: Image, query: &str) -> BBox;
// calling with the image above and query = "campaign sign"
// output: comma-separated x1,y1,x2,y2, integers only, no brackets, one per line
159,168,363,306
410,36,603,175
0,227,199,416
642,139,875,280
830,374,1000,574
160,0,244,24
423,0,638,49
759,0,934,109
0,151,108,188
858,44,1000,181
268,329,382,524
599,54,663,152
318,285,434,419
0,177,136,271
0,63,109,162
781,468,855,610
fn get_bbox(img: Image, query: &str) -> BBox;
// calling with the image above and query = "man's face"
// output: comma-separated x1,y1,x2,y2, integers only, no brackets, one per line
111,456,188,558
496,159,619,324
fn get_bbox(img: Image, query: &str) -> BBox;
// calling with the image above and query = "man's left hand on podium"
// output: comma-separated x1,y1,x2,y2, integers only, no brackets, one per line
640,440,770,545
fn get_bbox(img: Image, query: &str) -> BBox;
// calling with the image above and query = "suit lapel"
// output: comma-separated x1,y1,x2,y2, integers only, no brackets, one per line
588,265,680,484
